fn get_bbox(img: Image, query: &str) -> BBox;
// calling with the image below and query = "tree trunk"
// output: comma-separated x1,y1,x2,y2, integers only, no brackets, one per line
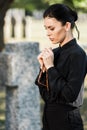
0,0,14,52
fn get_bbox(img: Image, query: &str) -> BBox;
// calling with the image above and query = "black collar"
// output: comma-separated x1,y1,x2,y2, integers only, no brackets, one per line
60,38,77,50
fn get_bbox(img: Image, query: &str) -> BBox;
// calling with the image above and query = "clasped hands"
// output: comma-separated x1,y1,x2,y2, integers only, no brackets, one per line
37,48,54,72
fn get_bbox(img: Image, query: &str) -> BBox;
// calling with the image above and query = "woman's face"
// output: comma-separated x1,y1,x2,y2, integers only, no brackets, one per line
44,17,68,45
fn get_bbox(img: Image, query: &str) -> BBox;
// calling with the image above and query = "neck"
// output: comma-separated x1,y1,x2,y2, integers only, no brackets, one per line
59,32,74,47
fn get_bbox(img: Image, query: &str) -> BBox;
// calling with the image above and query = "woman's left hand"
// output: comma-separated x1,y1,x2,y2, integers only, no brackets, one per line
41,48,54,70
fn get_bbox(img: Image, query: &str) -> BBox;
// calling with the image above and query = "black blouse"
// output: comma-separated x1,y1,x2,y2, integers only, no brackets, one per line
35,39,87,107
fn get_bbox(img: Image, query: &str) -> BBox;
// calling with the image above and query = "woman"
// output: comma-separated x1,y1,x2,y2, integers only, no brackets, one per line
35,3,87,130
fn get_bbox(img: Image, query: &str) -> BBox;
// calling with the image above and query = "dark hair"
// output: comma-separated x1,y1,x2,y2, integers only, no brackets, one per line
43,3,78,29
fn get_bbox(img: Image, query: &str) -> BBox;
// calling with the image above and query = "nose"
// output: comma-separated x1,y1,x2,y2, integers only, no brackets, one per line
47,30,51,37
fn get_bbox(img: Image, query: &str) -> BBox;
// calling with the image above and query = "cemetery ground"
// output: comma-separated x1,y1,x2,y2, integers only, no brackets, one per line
0,88,5,130
0,19,87,130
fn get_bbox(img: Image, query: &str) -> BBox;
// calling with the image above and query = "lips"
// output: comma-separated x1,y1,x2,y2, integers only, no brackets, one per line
49,38,54,41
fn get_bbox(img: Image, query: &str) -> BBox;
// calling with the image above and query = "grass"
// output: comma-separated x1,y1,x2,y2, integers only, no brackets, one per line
0,89,6,130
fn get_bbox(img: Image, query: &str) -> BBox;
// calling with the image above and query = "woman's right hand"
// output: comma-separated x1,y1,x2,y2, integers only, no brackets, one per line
37,53,46,72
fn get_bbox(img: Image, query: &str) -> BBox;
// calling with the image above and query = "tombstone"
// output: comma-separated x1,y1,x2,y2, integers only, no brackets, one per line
12,9,25,39
25,16,32,40
0,42,41,130
4,14,12,41
5,9,26,39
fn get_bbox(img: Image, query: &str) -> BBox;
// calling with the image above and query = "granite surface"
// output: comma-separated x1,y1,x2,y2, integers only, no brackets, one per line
0,42,41,130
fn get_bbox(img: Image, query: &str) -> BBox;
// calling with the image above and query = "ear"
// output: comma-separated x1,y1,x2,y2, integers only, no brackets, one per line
65,22,71,31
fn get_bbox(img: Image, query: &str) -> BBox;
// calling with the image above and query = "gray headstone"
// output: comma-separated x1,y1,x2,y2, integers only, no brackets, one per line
0,42,41,130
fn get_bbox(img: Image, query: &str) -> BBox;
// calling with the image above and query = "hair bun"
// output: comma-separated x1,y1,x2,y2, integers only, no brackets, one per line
70,10,78,22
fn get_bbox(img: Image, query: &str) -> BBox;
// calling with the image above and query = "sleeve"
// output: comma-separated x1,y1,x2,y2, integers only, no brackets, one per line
47,52,86,103
35,69,49,102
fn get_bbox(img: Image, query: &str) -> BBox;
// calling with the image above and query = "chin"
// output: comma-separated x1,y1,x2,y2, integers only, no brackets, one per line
52,41,59,44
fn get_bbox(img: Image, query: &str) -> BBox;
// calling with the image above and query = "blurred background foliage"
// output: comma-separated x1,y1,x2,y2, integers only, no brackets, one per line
44,0,87,11
11,0,87,12
11,0,49,11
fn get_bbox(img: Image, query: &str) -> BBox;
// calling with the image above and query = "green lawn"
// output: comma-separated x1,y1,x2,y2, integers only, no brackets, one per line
0,89,5,130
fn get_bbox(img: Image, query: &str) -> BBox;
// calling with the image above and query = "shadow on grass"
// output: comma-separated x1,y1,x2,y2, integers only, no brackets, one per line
0,119,5,130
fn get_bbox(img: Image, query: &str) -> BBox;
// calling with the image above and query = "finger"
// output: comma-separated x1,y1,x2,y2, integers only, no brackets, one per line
37,53,43,59
46,48,53,54
37,54,44,69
